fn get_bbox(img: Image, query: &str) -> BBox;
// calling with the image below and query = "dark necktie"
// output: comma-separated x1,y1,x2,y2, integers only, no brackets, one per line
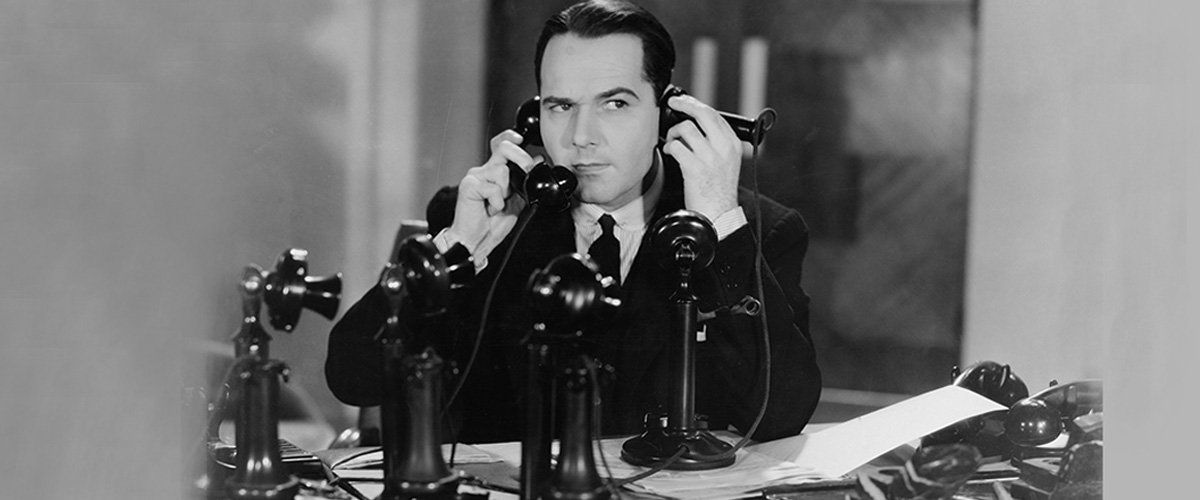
589,214,620,286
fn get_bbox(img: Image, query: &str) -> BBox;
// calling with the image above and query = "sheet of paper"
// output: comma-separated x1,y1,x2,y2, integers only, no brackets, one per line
748,385,1005,478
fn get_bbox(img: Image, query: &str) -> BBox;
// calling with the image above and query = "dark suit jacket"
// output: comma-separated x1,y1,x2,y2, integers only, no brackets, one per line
326,161,821,443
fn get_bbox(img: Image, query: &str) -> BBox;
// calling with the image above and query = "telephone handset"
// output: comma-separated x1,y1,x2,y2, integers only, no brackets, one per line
657,85,774,146
507,95,576,212
513,96,543,146
922,361,1029,456
923,361,1102,460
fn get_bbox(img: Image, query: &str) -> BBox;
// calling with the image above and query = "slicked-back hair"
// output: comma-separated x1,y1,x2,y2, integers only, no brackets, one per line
534,0,675,102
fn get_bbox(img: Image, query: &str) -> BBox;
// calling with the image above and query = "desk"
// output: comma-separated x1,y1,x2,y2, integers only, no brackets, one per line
321,435,1020,500
213,387,1032,499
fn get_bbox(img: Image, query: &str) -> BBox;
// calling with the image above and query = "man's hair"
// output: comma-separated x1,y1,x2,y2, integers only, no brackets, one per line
534,0,675,101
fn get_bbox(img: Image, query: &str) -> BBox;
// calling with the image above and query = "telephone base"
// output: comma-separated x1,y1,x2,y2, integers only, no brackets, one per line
620,427,734,471
224,475,301,500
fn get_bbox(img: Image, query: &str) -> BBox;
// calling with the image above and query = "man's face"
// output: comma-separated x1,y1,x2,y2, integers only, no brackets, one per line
539,33,660,211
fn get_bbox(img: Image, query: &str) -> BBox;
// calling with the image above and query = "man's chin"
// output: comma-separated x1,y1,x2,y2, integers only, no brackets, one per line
574,186,611,207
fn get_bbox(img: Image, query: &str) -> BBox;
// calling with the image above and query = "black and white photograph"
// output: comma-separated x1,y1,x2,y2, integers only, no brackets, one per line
0,1,1188,498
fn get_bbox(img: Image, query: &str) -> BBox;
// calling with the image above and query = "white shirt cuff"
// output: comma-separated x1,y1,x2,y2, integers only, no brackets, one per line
433,228,487,272
712,206,748,241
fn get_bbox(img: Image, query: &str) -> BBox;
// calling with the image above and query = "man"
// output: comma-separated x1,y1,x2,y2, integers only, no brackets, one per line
326,0,820,444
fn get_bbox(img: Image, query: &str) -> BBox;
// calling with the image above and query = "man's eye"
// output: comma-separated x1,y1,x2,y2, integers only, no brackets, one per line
602,99,629,110
549,103,573,113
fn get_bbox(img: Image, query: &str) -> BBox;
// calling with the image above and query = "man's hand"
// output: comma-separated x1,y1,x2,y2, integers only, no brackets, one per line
445,129,540,259
662,94,743,222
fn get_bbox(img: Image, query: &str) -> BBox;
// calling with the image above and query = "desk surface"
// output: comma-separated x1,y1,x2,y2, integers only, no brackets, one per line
324,436,1020,500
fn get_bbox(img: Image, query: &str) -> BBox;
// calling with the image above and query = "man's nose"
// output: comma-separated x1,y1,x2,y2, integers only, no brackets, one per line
570,107,599,148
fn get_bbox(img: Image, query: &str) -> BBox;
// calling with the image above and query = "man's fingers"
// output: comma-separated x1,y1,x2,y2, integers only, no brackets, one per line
489,129,524,152
668,95,730,140
665,119,715,159
663,139,700,169
494,140,536,172
477,182,507,216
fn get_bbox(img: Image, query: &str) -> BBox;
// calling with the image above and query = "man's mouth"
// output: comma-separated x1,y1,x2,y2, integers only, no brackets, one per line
571,162,609,171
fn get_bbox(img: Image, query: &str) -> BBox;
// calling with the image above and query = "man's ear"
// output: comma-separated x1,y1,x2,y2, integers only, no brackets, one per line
657,85,688,144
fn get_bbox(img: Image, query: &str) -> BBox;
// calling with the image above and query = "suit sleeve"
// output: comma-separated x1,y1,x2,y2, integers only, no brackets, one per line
325,186,460,407
699,203,821,441
324,284,388,406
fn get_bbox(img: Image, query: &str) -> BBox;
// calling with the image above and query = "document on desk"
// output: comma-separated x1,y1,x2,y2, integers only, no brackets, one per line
748,385,1006,479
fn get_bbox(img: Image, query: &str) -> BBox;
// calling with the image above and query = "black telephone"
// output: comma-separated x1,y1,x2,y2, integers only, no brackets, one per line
1005,380,1102,449
922,361,1029,457
512,85,773,148
923,361,1103,461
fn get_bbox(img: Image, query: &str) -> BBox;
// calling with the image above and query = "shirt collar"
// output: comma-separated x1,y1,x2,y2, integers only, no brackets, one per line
572,153,664,231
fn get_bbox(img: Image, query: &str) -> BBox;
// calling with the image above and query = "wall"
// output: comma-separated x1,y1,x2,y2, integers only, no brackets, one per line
964,0,1188,496
1,1,343,497
0,0,484,498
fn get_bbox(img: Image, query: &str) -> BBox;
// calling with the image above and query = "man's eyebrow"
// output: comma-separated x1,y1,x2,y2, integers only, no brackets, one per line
597,87,641,100
541,87,642,106
541,95,577,107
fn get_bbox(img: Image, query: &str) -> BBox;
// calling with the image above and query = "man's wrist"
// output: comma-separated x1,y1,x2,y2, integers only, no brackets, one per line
712,206,748,241
434,228,489,271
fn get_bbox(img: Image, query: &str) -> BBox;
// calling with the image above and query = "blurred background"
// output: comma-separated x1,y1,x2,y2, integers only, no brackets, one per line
0,0,1188,498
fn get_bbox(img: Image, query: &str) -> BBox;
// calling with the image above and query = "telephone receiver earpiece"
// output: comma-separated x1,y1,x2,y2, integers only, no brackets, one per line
514,96,543,147
658,85,774,146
